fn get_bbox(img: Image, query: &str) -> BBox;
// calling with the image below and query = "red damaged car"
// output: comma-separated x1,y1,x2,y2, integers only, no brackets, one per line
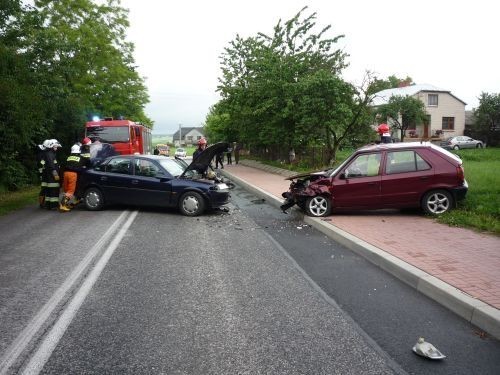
281,142,468,217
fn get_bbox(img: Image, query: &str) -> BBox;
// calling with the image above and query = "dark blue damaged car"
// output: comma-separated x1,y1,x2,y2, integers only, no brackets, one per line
79,142,231,216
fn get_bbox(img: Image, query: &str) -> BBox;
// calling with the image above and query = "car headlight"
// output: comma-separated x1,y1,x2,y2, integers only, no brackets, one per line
211,183,229,192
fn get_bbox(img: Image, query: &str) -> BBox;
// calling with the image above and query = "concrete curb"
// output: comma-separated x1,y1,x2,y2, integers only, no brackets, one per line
220,168,500,340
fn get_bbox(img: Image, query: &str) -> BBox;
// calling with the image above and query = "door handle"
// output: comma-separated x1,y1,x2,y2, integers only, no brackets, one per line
420,176,429,180
131,180,139,185
100,176,107,181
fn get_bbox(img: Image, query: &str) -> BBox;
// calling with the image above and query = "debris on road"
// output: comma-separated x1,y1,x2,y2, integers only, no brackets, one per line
412,337,446,360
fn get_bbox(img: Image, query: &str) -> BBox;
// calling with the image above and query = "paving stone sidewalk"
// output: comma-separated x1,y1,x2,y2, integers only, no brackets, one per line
220,160,500,339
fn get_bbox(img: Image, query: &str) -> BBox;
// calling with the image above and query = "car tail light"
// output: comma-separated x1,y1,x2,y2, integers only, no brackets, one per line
456,165,465,183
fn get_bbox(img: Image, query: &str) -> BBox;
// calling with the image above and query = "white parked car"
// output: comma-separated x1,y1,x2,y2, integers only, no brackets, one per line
174,148,187,158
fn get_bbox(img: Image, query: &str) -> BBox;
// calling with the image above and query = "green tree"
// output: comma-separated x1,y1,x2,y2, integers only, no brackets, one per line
0,0,151,190
376,95,427,142
472,92,500,146
211,7,371,164
0,1,49,189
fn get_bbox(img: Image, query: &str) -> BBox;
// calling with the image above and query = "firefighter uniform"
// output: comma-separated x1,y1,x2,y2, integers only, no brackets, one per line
60,144,88,212
42,140,62,210
36,141,49,208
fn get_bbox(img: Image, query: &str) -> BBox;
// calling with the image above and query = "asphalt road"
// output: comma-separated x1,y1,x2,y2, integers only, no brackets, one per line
0,204,397,374
0,188,498,374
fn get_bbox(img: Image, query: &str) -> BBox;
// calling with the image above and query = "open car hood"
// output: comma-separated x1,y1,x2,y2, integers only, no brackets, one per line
180,142,229,177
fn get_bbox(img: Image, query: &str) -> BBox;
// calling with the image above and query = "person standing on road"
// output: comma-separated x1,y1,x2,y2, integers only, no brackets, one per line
42,139,62,210
80,137,92,164
36,139,50,208
215,150,224,169
60,142,88,212
193,138,207,160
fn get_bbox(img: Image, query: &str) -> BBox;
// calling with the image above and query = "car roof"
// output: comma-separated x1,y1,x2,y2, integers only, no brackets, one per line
358,141,435,152
357,142,462,164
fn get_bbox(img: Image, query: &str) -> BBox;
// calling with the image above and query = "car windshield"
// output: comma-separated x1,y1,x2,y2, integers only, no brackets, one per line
176,148,184,152
328,158,351,177
86,126,129,143
157,158,186,177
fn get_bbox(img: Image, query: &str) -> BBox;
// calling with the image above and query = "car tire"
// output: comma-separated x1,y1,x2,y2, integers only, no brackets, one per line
453,145,459,150
476,143,483,148
305,195,331,217
179,191,205,216
421,190,453,215
84,187,104,211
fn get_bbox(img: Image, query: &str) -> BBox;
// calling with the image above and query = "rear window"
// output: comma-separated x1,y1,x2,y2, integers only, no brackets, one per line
385,151,431,174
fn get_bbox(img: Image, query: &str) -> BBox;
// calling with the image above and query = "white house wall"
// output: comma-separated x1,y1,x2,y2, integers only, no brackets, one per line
414,92,465,137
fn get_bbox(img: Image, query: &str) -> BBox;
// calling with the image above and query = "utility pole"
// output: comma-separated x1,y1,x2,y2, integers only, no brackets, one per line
179,123,182,146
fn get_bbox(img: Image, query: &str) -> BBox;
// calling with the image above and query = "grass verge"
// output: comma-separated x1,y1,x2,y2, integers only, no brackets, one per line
436,149,500,235
0,186,39,216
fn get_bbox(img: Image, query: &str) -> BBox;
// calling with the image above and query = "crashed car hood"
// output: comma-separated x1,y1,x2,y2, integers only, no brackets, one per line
180,142,229,176
285,170,330,181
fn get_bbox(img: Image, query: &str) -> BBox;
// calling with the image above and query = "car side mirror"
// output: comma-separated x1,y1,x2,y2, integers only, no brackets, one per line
343,169,349,179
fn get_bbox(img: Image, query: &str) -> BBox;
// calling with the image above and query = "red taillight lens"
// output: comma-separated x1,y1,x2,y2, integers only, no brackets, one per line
457,165,465,183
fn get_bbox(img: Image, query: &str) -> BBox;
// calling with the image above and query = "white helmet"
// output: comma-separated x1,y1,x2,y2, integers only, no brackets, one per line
47,139,62,148
42,139,51,149
71,144,81,154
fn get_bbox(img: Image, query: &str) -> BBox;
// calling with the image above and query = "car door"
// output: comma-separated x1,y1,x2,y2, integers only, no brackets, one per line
130,158,173,207
97,157,133,203
462,137,475,148
332,152,382,209
380,150,434,207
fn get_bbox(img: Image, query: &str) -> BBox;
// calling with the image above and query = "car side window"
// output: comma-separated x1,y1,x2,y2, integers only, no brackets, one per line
346,153,381,178
105,158,131,175
134,159,159,177
386,151,431,174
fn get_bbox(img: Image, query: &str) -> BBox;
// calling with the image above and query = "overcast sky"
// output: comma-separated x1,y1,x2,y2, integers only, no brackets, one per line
120,0,499,134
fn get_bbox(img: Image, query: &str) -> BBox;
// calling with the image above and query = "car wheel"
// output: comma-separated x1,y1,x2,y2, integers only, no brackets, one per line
453,145,459,150
476,143,483,148
84,187,104,211
179,191,205,216
305,195,331,217
421,190,453,215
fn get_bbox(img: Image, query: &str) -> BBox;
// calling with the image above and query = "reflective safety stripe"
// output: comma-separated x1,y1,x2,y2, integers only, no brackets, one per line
46,182,60,188
45,197,59,203
41,182,48,187
67,156,81,162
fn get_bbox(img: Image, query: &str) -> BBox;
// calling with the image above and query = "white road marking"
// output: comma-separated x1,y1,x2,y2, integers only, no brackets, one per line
21,210,138,375
0,210,134,375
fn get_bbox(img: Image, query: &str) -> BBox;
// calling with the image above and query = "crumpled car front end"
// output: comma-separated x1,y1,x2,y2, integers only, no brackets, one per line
280,171,333,216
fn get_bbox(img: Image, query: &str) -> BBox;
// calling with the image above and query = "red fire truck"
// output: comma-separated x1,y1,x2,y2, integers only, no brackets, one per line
85,118,152,155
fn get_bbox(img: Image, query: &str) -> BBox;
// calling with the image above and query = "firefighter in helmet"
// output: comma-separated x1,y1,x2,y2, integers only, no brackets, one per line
42,139,62,210
81,137,92,162
36,139,51,208
377,123,392,143
193,138,207,160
